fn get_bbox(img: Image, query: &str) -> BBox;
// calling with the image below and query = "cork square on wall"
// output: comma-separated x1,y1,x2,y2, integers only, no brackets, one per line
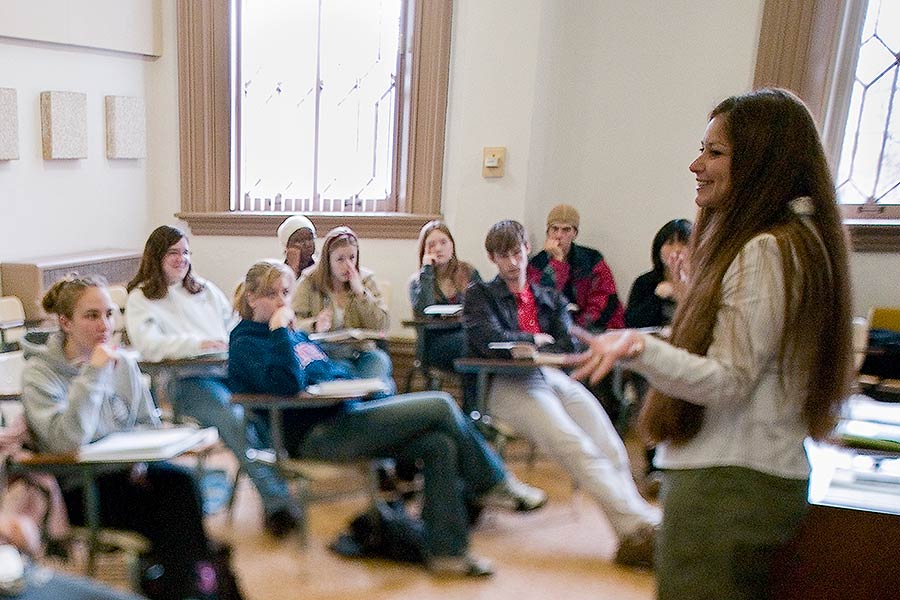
40,90,88,159
0,88,19,160
105,95,146,159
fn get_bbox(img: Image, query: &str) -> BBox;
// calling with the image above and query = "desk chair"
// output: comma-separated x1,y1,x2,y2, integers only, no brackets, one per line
0,296,27,351
402,318,463,393
230,392,383,546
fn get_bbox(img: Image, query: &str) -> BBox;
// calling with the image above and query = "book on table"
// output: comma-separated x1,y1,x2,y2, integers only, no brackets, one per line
423,304,462,317
78,426,218,462
486,342,570,366
308,328,386,343
305,378,390,398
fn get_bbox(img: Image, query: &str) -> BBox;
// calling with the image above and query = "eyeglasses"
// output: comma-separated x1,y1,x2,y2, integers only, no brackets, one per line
164,249,191,259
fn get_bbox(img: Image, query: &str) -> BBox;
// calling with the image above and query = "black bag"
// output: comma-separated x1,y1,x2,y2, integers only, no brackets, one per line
329,500,427,564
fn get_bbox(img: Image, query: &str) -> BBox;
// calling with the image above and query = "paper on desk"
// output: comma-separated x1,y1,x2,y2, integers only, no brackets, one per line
486,342,569,365
305,378,390,398
834,419,900,452
423,304,462,317
78,426,218,462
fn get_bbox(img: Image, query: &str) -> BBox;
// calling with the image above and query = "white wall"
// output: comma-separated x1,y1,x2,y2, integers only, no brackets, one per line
2,0,896,334
0,36,156,265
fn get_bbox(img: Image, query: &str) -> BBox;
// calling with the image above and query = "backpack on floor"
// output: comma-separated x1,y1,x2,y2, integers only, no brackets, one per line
329,500,427,564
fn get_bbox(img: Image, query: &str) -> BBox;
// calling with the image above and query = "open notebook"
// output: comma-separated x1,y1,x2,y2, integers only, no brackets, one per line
78,426,218,462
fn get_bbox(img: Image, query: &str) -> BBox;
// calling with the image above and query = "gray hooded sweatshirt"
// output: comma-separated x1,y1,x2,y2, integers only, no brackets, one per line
21,332,160,455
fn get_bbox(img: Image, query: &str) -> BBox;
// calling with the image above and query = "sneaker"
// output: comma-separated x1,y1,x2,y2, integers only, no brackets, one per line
264,505,301,539
428,554,494,578
615,523,657,568
480,475,548,512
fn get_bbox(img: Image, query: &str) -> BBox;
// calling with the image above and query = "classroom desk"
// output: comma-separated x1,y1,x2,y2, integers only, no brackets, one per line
453,357,543,420
401,317,462,392
230,389,382,544
137,354,228,416
3,428,217,576
770,444,900,599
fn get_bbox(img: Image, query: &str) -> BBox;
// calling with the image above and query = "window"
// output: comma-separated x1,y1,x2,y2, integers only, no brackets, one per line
754,0,900,251
176,0,449,239
236,0,402,214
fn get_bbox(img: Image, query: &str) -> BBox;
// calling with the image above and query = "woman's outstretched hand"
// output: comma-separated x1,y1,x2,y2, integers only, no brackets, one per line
569,329,645,385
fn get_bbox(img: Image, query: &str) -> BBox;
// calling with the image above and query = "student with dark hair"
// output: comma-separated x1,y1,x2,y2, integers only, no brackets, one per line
464,220,660,568
229,260,547,578
624,219,693,329
126,225,299,538
572,89,853,599
21,275,244,600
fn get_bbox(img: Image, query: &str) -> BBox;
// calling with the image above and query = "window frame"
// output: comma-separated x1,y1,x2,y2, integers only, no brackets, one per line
754,0,900,252
175,0,448,239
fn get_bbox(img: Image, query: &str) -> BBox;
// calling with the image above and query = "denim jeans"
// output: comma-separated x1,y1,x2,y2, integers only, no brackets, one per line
169,376,293,515
329,346,397,397
295,391,505,558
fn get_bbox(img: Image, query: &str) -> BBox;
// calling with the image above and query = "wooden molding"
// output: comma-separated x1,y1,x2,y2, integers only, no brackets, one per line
177,211,441,239
846,221,900,253
176,0,450,235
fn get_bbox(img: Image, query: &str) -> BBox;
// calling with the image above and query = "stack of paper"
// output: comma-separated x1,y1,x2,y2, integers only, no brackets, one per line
834,419,900,452
78,426,218,462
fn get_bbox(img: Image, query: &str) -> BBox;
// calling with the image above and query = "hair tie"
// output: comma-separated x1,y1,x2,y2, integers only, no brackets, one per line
789,196,815,217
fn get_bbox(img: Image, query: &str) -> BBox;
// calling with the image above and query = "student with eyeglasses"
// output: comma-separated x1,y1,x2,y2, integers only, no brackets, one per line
126,226,301,538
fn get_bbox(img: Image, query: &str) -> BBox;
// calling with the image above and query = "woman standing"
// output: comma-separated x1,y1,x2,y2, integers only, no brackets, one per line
408,220,480,371
126,226,299,537
572,89,852,599
229,261,546,577
21,275,243,599
292,226,394,393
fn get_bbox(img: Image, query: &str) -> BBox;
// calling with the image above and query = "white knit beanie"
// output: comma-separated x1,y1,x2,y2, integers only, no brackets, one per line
277,215,316,250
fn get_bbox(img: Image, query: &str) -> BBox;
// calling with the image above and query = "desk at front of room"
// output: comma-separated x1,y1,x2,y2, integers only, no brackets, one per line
770,442,900,599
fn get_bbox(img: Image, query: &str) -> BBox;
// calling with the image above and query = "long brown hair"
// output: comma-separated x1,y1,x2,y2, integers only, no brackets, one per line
304,226,360,294
639,88,853,444
416,220,475,296
127,225,203,300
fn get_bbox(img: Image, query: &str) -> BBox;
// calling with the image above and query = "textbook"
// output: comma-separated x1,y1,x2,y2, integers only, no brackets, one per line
78,426,218,462
306,378,390,398
487,342,570,366
834,418,900,452
423,304,462,317
309,329,386,343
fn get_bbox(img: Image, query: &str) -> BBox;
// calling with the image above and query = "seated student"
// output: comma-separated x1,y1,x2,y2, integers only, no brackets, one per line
527,204,625,332
228,260,547,577
0,477,142,600
126,225,300,538
292,226,395,394
624,219,692,497
464,220,660,568
624,219,692,330
408,220,480,372
20,275,243,600
277,214,317,279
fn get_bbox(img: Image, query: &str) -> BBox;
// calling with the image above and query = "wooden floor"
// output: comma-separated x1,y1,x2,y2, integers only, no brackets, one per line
210,441,655,600
52,439,656,599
